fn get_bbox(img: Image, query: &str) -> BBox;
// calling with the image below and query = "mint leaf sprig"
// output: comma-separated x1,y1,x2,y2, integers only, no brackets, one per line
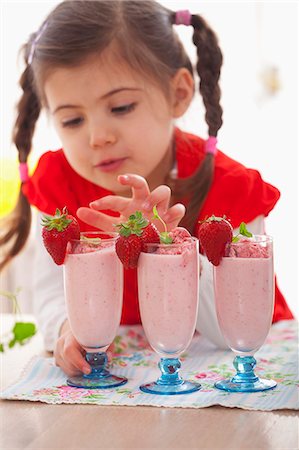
0,290,37,352
232,222,253,243
152,205,173,244
115,211,148,237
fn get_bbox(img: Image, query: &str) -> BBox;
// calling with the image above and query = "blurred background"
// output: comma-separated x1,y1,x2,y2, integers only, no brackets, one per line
1,1,298,318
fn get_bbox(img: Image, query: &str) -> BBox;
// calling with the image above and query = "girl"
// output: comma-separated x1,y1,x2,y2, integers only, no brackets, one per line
1,0,292,376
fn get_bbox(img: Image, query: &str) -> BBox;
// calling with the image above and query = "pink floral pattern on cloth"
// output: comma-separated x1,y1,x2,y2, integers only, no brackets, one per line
1,322,298,410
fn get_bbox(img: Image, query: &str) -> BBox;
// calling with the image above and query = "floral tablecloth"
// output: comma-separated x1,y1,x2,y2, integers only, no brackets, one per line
1,320,298,410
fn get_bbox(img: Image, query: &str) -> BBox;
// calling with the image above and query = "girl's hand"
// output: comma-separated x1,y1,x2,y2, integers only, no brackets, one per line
77,174,185,232
54,320,90,377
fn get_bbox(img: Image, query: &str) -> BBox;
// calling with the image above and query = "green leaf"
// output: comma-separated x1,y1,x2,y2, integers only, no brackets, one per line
117,211,148,237
160,232,173,244
232,221,253,242
239,222,253,237
8,339,16,349
12,322,37,344
0,290,37,351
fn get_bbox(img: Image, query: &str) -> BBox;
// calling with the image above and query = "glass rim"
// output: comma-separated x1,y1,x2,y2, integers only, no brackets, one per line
69,231,119,244
227,234,273,245
142,236,198,250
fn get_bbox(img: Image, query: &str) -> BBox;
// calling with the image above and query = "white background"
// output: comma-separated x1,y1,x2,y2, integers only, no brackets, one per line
1,1,298,318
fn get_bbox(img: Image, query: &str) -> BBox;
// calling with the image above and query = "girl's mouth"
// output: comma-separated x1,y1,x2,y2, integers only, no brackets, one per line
95,157,128,173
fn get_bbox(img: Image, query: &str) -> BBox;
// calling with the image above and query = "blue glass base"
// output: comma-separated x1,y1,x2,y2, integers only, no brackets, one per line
140,380,201,395
214,377,277,393
214,355,277,393
67,373,127,389
139,357,201,396
66,351,127,389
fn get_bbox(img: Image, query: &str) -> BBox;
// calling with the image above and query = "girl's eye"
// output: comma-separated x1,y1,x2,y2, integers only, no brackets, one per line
111,103,136,114
62,117,84,128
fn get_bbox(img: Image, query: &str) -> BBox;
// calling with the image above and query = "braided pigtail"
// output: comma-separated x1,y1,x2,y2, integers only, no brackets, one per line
168,13,223,233
0,57,41,271
192,14,223,136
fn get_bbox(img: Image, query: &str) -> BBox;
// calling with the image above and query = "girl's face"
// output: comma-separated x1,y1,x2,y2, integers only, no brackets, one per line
44,53,176,194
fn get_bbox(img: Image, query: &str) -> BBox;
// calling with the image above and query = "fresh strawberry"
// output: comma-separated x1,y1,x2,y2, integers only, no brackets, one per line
115,211,161,267
115,234,143,269
41,207,80,265
197,215,233,266
140,223,160,250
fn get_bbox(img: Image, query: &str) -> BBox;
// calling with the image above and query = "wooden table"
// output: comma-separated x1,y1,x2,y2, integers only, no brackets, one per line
1,314,298,449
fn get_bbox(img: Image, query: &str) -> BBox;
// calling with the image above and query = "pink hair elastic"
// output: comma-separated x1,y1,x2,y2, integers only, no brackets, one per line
175,10,192,26
205,136,218,156
19,162,29,183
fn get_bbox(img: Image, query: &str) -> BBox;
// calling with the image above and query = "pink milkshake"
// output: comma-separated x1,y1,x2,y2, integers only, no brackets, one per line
214,236,274,355
64,233,123,352
138,237,199,358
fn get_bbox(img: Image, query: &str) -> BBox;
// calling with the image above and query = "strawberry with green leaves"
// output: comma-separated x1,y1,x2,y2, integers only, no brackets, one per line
115,211,160,269
41,207,80,265
115,208,194,268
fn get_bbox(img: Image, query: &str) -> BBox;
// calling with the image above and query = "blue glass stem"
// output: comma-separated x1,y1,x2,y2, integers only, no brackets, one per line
139,356,201,394
214,354,277,392
231,355,259,384
84,351,110,379
157,358,184,386
67,350,127,388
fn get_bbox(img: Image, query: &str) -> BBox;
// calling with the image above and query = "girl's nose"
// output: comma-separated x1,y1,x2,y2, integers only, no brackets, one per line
89,125,117,149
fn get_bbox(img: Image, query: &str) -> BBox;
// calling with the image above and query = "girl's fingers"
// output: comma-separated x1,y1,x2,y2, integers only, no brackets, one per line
164,203,186,230
106,350,113,364
63,347,90,375
76,207,120,231
55,356,82,377
118,174,150,200
56,359,85,377
54,337,90,377
89,195,129,213
78,174,184,232
142,185,171,214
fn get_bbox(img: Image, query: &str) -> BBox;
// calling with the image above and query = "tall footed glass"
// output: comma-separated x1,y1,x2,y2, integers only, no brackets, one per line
137,237,201,395
214,235,277,392
64,232,127,389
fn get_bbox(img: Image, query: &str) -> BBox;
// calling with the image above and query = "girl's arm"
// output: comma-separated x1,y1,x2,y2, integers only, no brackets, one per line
196,215,265,348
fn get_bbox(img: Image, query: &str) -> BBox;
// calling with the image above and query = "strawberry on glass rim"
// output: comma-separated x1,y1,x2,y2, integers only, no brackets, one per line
197,215,232,266
41,207,80,265
197,215,253,266
114,206,192,269
115,211,160,269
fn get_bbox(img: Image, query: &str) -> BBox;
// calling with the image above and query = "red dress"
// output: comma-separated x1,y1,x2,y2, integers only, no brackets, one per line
23,128,293,324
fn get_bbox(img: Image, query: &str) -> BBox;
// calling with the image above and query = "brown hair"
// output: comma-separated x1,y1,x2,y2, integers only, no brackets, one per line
0,0,222,271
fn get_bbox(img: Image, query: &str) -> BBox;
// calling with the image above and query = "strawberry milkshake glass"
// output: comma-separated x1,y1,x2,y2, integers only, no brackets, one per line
214,235,277,392
137,237,201,395
64,232,127,388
